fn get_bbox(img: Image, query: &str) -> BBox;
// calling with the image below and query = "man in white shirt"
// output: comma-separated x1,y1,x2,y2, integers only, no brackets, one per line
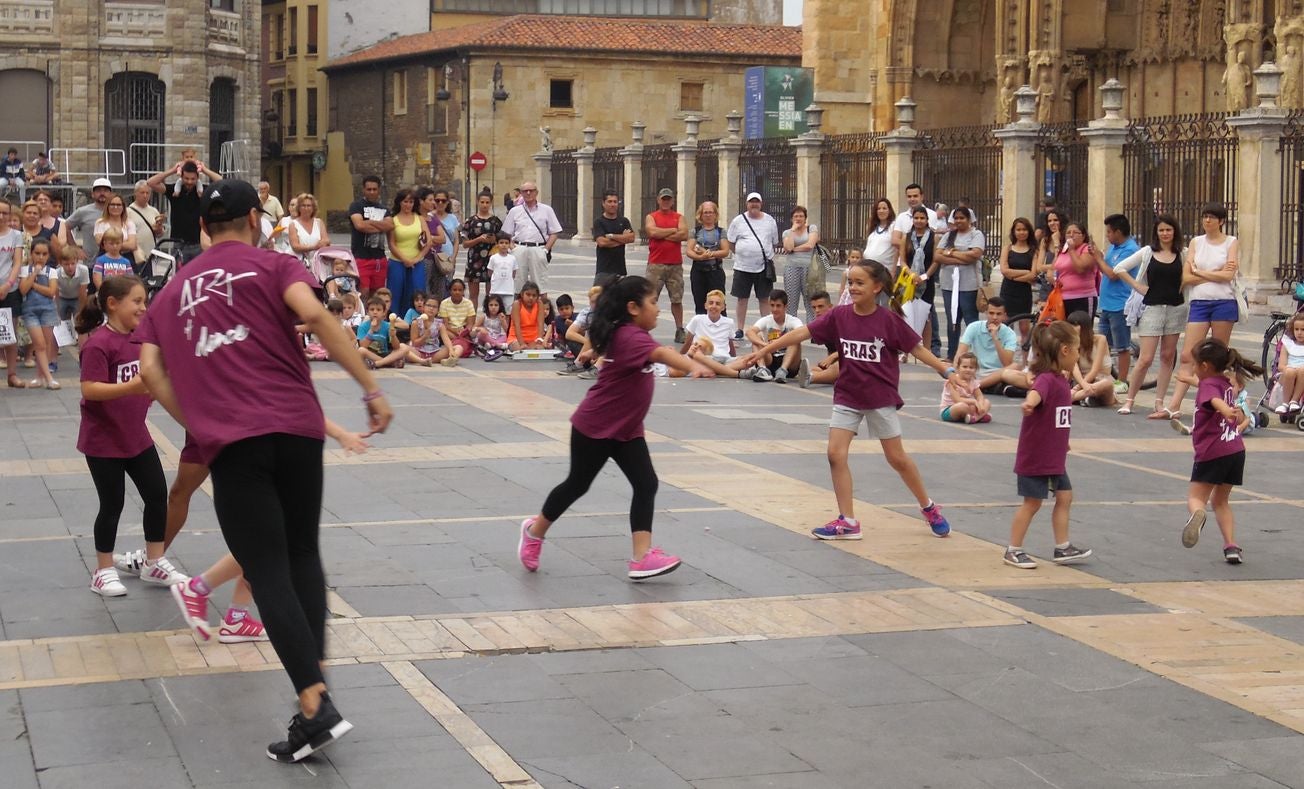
127,180,164,266
891,183,948,355
500,181,561,297
726,192,779,337
680,288,736,362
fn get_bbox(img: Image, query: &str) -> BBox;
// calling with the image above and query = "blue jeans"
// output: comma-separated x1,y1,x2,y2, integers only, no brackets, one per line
386,258,426,318
928,301,941,356
941,289,979,360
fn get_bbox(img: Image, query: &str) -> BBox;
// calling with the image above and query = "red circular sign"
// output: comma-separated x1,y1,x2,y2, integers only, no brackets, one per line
468,151,487,172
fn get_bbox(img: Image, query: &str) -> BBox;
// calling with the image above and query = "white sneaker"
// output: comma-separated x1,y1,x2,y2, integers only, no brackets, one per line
138,556,189,586
1275,402,1289,415
113,548,147,576
90,567,127,597
798,357,812,388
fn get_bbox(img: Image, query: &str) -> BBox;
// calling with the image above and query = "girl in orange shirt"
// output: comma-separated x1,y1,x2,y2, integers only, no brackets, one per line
509,281,547,350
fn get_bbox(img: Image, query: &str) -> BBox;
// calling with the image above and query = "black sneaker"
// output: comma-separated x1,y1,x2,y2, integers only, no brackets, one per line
1002,385,1028,398
1255,412,1269,429
733,330,744,341
1181,510,1205,548
1224,545,1243,564
266,693,353,763
1051,544,1092,564
1003,548,1037,569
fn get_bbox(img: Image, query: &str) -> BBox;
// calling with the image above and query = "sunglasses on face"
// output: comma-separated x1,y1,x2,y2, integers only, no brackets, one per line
434,198,447,203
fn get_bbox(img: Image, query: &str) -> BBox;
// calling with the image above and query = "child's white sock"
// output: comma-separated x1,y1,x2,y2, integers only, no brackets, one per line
842,516,859,526
1055,541,1071,550
1007,545,1023,552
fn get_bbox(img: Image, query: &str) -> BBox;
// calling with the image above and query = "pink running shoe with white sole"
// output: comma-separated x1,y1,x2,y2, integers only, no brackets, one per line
219,614,269,644
628,547,681,580
518,518,543,572
170,578,213,641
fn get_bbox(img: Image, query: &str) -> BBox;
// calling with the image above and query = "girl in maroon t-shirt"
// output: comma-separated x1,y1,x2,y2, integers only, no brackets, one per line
516,276,712,580
1004,321,1093,570
76,275,187,596
1179,338,1261,564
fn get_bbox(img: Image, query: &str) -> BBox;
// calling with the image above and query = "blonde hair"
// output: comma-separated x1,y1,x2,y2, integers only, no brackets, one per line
695,336,715,355
58,246,80,264
587,285,603,299
694,201,720,225
100,227,124,245
342,292,361,309
295,192,318,218
706,289,726,303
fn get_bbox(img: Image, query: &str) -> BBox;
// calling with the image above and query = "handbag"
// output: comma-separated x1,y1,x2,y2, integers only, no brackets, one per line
1042,281,1066,323
433,252,455,276
1232,272,1249,323
806,244,832,295
742,213,776,283
891,262,916,307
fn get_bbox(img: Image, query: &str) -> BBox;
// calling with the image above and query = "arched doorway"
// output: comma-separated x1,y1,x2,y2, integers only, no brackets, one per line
105,72,166,175
0,69,52,149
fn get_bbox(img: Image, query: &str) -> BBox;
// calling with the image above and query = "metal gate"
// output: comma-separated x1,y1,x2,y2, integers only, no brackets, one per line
913,124,1003,264
1122,113,1239,241
105,73,166,175
1279,110,1304,290
209,78,236,167
820,132,886,260
550,148,577,238
1034,122,1088,225
696,139,719,207
738,136,797,225
639,143,675,235
592,145,623,229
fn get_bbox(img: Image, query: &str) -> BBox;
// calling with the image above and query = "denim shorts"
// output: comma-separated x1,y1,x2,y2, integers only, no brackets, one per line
1187,298,1239,323
22,303,58,328
1097,309,1131,352
1016,473,1072,499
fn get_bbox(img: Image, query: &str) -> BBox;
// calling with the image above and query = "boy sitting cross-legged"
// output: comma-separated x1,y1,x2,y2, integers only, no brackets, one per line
746,289,804,383
357,295,410,368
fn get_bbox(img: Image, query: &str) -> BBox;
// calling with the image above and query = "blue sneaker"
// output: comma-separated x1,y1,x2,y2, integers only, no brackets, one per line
921,503,950,537
811,516,861,540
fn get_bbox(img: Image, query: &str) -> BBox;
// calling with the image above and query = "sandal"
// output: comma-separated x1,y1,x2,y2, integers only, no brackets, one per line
46,380,61,391
1147,408,1175,420
7,375,25,388
1117,400,1134,415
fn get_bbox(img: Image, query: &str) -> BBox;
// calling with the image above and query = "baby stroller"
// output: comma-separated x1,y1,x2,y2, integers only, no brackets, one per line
134,238,182,303
308,245,360,303
1254,292,1304,431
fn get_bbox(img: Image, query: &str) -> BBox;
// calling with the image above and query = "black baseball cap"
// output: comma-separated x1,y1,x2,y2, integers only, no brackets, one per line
200,179,266,224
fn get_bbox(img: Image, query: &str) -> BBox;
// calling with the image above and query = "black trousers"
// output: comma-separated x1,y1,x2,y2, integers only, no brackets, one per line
86,446,167,553
690,263,726,315
542,428,658,533
209,433,327,694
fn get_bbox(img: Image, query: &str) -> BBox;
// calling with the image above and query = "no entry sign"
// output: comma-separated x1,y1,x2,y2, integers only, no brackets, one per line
468,151,487,172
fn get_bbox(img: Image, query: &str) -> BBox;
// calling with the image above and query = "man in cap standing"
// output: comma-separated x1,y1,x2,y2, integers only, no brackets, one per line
644,187,689,342
726,192,779,336
65,178,116,261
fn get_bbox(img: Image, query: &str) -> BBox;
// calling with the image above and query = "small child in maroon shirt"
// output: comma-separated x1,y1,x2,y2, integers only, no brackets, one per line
1179,338,1262,564
1004,321,1093,569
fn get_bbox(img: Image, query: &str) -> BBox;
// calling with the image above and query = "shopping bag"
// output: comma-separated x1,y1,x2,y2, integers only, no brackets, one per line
0,307,15,346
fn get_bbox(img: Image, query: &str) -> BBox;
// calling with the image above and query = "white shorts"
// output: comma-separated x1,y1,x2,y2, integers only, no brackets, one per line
829,404,902,439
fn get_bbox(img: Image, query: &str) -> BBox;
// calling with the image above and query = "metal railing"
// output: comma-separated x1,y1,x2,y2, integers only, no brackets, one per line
592,145,623,230
696,139,719,207
819,132,886,261
218,139,257,181
0,140,47,165
550,148,577,238
639,142,675,236
1279,110,1304,290
739,136,797,228
1034,122,1088,226
48,147,128,180
912,124,1004,266
1122,113,1239,241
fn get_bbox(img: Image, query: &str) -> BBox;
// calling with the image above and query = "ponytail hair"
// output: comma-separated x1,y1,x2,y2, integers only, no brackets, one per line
1028,320,1077,375
587,275,653,356
75,274,143,335
1193,337,1264,379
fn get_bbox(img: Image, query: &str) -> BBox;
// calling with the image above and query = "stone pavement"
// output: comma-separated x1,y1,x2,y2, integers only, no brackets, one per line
1,243,1303,788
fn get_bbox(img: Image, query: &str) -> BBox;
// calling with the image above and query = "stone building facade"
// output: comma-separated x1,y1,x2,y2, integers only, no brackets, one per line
0,0,260,199
319,14,799,219
803,0,1304,133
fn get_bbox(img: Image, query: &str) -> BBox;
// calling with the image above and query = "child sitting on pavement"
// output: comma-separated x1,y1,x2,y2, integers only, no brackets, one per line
409,296,460,367
799,290,839,388
940,352,992,423
680,289,736,362
746,289,804,383
357,296,409,368
474,294,511,361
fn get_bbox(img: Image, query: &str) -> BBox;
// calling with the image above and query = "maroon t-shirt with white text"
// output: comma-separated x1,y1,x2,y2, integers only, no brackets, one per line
133,241,325,465
1014,371,1072,476
570,322,660,441
78,326,154,459
1192,376,1244,463
806,304,921,411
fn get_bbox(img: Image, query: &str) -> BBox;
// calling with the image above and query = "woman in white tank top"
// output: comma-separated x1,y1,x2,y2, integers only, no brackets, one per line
288,193,327,263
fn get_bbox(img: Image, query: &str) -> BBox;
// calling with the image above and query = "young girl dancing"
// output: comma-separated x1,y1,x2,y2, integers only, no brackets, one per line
748,260,957,540
1004,321,1093,569
517,275,712,579
77,275,187,595
1180,338,1261,564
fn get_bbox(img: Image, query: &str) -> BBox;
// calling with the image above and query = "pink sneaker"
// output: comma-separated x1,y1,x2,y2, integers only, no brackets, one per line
219,613,269,644
170,578,213,641
518,518,543,572
627,547,681,580
811,516,862,540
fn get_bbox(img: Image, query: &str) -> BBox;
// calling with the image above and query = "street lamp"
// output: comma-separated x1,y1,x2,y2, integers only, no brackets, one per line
436,58,508,204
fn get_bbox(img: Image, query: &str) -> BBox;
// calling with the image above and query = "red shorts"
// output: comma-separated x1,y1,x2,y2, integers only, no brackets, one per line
357,256,387,291
180,432,204,465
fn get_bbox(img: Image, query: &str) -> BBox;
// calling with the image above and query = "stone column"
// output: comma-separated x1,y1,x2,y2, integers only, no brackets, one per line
881,97,919,203
673,116,700,213
993,86,1042,259
791,104,825,215
620,121,645,238
574,126,597,241
1227,63,1290,301
715,110,743,217
532,150,552,203
1080,79,1128,238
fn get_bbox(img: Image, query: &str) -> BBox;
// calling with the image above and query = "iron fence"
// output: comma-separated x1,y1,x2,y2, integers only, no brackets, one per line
1122,113,1238,243
1034,122,1088,226
639,143,675,236
550,148,577,238
696,139,719,207
1279,110,1304,290
739,136,798,228
819,132,886,262
912,124,1004,265
592,145,624,233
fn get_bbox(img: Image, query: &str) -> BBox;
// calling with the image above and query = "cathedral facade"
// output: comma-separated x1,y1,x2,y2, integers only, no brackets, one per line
802,0,1304,133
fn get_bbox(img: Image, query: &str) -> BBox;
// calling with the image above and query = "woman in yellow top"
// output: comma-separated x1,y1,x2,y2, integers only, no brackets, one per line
386,187,433,316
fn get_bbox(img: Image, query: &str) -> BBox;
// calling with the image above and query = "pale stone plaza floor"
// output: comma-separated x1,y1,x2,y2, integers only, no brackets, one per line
1,244,1302,787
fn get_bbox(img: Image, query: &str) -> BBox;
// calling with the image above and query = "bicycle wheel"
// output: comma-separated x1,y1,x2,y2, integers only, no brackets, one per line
1261,320,1284,386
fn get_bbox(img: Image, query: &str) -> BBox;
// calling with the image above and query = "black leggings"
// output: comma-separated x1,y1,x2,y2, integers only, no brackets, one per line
86,447,167,553
542,428,658,533
209,433,326,694
690,263,726,315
